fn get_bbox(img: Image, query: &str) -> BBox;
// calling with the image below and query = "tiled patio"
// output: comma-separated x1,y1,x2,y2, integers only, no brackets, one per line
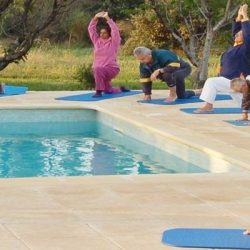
0,90,250,249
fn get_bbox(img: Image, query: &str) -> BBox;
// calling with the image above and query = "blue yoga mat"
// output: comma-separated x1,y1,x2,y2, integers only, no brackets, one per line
56,90,142,102
137,94,232,105
0,85,28,96
180,107,242,114
225,120,250,126
162,228,250,249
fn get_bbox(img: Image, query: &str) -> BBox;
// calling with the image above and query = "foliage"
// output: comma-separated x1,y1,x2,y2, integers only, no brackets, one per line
2,0,250,89
91,0,145,20
123,9,170,54
147,0,248,86
212,28,232,55
0,45,220,91
0,0,78,71
66,11,92,45
116,20,133,44
73,63,95,90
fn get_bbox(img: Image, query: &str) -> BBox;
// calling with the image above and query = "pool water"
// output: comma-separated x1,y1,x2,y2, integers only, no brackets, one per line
0,109,233,178
0,132,206,178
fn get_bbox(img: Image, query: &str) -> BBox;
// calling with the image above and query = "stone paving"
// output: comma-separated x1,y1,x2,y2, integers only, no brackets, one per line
0,90,249,250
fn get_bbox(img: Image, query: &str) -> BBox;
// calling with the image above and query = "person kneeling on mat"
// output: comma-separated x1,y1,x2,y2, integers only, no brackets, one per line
133,46,200,101
88,11,129,97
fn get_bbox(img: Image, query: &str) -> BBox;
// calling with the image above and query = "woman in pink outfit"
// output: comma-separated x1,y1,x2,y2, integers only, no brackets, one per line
88,11,128,97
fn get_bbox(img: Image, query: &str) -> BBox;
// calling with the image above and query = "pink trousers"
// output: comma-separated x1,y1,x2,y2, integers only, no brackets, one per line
93,66,121,93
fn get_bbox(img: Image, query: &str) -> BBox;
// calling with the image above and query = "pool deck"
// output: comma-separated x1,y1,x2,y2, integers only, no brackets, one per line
0,90,250,250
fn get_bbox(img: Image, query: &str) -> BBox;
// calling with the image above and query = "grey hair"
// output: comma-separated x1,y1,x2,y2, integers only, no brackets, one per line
133,47,152,56
230,78,245,90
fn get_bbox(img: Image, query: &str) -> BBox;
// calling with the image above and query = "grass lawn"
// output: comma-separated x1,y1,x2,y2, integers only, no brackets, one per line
0,44,220,91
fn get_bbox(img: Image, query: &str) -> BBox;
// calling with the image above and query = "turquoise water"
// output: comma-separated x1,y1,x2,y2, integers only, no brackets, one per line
0,109,207,178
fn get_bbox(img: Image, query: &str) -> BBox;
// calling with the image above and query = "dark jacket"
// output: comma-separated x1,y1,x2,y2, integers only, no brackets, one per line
220,21,250,79
139,49,182,84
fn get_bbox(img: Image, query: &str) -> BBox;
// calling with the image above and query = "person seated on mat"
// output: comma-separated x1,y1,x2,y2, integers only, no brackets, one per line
230,75,250,120
133,46,200,101
195,4,250,113
88,11,129,97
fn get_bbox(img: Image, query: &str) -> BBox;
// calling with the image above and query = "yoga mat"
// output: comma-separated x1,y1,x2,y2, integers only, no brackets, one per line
0,85,28,96
137,94,232,105
162,228,250,249
180,107,242,114
56,90,142,102
225,120,250,126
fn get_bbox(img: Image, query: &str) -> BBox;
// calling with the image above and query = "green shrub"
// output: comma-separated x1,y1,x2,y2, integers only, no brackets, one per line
73,63,95,90
64,11,92,46
123,9,171,55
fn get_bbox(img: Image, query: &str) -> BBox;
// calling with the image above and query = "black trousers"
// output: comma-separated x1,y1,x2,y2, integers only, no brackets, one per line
160,60,194,99
143,83,152,95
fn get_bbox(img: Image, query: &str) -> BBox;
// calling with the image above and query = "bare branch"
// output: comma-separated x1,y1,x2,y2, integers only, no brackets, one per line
213,1,239,32
199,0,210,19
198,7,208,20
149,0,199,66
0,0,14,16
21,0,34,34
0,0,78,71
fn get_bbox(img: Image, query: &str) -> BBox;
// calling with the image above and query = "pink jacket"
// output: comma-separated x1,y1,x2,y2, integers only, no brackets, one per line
88,18,121,69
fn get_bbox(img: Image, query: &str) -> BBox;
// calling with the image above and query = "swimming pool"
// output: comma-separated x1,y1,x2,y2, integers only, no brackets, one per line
0,109,244,178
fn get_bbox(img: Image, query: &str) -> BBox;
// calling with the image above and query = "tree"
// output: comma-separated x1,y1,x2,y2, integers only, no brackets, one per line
148,0,244,87
98,0,145,20
0,0,77,71
123,9,170,54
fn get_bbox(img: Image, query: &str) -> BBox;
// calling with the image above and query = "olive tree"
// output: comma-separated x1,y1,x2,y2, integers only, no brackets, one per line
0,0,77,71
148,0,244,87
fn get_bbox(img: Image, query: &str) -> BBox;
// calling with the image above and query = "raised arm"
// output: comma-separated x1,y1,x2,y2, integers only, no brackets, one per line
233,5,243,37
232,21,242,38
88,12,106,44
88,18,98,44
242,21,250,49
241,4,250,50
108,19,121,44
103,12,121,46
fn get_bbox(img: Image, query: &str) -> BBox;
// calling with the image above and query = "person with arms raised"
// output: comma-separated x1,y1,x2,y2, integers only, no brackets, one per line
88,11,129,97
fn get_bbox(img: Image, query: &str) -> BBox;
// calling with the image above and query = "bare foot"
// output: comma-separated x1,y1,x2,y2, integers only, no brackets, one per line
194,103,213,113
164,95,177,102
193,108,214,113
236,118,249,121
243,230,250,235
144,94,151,101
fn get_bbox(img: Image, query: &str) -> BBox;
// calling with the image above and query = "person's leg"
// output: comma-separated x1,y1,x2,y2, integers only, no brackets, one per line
174,74,195,99
161,61,193,101
174,73,187,99
196,77,231,112
161,72,178,101
93,66,120,95
167,86,177,101
93,67,106,92
103,67,121,93
142,83,152,100
174,62,194,99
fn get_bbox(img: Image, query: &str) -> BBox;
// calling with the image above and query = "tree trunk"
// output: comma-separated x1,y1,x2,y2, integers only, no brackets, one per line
194,22,214,88
0,0,78,71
